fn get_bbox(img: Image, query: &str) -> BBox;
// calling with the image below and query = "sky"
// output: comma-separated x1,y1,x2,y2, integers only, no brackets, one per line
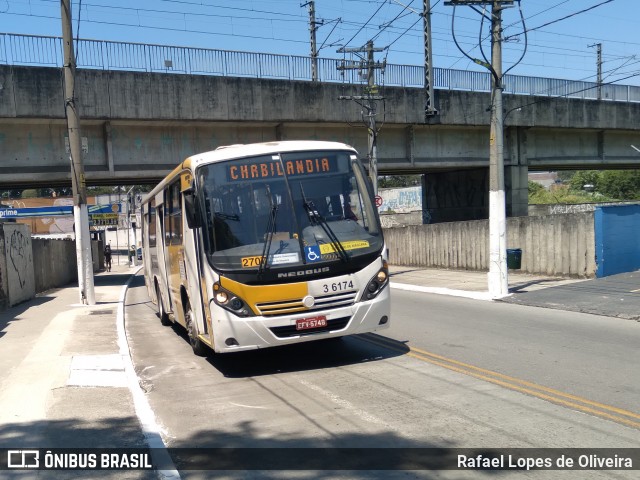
1,0,639,86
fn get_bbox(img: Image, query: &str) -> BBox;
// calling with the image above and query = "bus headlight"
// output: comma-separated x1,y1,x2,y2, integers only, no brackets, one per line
213,283,254,317
359,261,389,302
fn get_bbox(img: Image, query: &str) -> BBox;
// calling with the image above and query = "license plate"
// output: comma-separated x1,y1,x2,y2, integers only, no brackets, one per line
295,315,328,331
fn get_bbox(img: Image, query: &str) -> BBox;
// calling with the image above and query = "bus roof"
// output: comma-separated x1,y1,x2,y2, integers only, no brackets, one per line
188,140,357,167
142,140,357,204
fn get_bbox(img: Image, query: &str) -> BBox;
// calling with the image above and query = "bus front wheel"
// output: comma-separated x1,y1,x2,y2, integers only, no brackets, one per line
185,301,208,357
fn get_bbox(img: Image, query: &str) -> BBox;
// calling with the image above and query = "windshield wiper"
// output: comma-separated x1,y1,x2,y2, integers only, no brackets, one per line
258,185,279,276
300,185,349,263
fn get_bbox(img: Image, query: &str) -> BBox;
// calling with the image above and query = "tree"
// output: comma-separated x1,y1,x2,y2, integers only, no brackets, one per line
528,180,544,195
378,175,421,188
598,170,640,199
569,171,600,192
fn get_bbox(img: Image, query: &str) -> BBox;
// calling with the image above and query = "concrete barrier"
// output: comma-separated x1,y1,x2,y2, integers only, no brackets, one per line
31,238,78,293
384,212,596,278
0,223,36,309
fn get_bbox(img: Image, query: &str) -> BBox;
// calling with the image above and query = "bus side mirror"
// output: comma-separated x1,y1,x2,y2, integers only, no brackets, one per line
184,190,202,229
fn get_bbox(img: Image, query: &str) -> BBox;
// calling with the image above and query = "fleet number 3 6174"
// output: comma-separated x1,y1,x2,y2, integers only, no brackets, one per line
322,280,354,293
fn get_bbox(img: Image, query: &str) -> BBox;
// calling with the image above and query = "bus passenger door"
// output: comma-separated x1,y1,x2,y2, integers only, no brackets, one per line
156,202,172,316
165,180,186,325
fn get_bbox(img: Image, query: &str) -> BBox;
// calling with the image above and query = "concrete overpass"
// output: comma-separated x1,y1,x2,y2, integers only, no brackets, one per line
2,62,640,221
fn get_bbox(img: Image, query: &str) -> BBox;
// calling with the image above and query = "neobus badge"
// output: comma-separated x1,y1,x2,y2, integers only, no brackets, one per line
228,156,337,181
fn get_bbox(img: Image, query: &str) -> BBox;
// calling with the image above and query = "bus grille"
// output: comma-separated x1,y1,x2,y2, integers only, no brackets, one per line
256,291,357,317
269,316,351,338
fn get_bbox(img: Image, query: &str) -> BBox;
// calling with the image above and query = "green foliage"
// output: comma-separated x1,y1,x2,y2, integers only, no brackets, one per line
556,170,576,182
21,189,39,198
568,171,600,192
528,180,544,195
528,184,615,204
566,170,640,200
598,170,640,200
378,175,421,188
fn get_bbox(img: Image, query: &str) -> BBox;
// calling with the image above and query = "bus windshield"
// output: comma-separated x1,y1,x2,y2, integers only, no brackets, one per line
197,150,383,271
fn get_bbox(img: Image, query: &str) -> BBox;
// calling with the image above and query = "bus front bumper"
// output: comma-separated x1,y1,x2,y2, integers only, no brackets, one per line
210,286,390,353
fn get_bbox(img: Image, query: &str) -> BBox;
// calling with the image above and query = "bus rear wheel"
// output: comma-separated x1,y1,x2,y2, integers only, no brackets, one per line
156,284,171,326
185,301,208,357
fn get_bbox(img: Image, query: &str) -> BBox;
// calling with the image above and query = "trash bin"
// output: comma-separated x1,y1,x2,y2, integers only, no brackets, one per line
506,248,522,269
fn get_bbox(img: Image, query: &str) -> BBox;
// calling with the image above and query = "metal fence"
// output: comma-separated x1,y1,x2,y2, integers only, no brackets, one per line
2,32,639,102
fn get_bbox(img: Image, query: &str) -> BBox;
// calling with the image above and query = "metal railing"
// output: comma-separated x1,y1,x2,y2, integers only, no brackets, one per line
2,32,639,102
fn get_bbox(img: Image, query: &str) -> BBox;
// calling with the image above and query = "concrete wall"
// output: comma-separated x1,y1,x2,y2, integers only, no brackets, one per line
529,201,640,216
0,234,105,309
380,211,424,229
0,223,35,308
384,212,596,277
31,238,77,293
594,205,640,278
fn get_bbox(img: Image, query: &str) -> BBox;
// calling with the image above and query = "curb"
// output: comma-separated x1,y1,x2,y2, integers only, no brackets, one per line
116,267,181,480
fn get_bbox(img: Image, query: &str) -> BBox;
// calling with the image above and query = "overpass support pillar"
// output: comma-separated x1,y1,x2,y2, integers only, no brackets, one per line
505,127,529,217
505,165,528,217
422,168,489,224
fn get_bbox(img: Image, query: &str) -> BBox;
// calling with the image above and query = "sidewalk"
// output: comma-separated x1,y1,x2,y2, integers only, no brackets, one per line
389,265,585,300
0,264,156,463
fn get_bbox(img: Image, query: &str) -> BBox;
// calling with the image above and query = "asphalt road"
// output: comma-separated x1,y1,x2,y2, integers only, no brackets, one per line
502,270,640,320
124,274,640,479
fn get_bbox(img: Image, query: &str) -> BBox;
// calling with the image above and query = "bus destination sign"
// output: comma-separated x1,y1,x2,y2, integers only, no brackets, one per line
228,156,338,181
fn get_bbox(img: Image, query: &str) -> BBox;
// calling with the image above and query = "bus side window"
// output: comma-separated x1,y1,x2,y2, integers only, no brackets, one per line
164,190,171,245
164,181,183,246
172,182,182,245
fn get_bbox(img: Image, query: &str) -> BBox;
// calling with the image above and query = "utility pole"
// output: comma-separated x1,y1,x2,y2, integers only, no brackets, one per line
302,1,319,81
589,43,602,100
61,0,95,305
338,41,385,194
487,0,508,299
446,0,512,298
423,0,438,118
391,0,438,119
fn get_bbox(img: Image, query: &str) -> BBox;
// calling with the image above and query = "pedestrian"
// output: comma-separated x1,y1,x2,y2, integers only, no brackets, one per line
129,244,135,266
104,243,112,272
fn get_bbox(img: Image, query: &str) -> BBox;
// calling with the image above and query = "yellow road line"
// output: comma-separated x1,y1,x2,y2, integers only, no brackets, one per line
360,334,640,430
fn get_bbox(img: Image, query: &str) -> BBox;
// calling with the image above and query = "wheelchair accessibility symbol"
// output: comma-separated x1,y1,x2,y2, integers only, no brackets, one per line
305,246,321,263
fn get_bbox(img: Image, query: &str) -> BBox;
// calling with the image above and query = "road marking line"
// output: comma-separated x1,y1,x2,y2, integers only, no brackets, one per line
359,334,640,430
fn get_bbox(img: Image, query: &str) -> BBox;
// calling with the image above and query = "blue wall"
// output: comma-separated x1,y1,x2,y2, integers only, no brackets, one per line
595,205,640,277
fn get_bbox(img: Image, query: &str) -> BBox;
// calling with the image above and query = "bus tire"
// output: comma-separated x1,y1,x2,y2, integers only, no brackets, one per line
185,301,208,357
156,284,171,326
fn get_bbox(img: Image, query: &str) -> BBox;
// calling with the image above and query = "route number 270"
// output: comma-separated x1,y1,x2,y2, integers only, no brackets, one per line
322,280,354,293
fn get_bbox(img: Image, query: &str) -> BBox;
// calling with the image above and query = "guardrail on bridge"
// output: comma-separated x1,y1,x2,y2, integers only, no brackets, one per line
1,32,639,102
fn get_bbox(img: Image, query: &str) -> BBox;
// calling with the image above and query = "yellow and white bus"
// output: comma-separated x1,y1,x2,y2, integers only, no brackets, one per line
141,141,390,355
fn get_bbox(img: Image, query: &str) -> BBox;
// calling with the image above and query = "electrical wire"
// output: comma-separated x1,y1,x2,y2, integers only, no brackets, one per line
74,0,82,64
343,0,387,48
382,0,440,51
370,0,414,43
507,0,616,40
503,0,526,77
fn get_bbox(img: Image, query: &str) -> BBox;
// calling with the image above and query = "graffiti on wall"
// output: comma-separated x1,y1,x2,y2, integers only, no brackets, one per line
9,228,29,289
378,187,422,214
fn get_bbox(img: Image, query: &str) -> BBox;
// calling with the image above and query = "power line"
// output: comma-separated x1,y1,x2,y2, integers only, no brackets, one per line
507,0,617,40
342,0,387,48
